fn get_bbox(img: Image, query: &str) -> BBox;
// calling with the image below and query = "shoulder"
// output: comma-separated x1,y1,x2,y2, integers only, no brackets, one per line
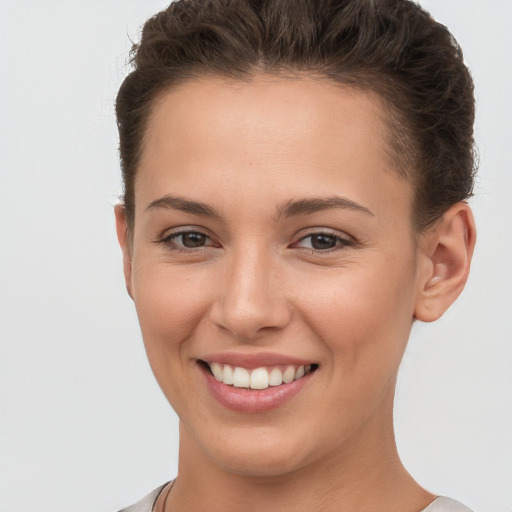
116,483,170,512
423,497,475,512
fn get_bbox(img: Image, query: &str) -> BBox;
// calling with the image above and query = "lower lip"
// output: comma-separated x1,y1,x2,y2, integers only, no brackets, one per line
200,364,312,413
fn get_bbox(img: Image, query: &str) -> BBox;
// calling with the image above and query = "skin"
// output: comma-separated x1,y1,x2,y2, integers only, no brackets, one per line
115,76,475,511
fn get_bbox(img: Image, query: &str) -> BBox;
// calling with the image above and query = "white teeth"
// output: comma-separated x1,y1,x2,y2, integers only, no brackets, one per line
210,362,223,382
233,367,250,388
269,367,283,386
250,367,269,390
282,365,295,384
294,365,305,380
222,364,234,385
208,362,313,390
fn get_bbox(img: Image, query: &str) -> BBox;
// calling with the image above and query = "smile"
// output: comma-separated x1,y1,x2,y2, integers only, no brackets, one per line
205,362,316,390
198,354,319,413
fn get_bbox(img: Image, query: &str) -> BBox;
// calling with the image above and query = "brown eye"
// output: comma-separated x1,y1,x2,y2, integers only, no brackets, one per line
294,232,353,252
159,230,217,251
309,234,337,250
179,232,207,248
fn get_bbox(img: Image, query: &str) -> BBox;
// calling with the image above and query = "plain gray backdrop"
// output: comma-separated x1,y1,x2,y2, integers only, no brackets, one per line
1,1,511,511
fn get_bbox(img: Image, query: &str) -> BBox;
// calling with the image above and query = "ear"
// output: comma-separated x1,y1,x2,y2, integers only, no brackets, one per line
414,202,476,322
114,204,134,300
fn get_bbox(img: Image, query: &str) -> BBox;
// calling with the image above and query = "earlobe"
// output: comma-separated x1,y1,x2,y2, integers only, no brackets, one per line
414,203,476,322
114,204,134,300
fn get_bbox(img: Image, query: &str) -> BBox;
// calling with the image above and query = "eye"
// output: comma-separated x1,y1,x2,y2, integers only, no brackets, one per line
175,232,208,248
159,229,218,251
293,232,353,252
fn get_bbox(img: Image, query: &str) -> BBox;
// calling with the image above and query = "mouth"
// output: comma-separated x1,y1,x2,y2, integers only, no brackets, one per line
199,360,318,390
197,353,319,413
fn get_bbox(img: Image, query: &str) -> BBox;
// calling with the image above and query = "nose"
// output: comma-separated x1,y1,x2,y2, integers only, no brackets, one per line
209,247,292,340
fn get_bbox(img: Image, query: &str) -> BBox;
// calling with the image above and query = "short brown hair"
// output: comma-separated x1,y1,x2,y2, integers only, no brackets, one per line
116,0,476,231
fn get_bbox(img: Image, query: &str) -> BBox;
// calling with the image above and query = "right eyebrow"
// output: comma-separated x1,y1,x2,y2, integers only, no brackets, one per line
145,195,222,219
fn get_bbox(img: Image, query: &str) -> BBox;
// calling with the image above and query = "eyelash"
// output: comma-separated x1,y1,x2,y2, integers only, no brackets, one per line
157,229,354,254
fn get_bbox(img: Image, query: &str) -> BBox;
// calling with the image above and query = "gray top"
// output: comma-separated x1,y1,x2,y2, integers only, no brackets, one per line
422,497,474,512
118,483,168,512
117,483,474,512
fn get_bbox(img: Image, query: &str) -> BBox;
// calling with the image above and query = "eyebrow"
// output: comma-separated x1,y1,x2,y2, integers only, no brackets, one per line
274,196,374,219
146,194,373,220
146,195,222,219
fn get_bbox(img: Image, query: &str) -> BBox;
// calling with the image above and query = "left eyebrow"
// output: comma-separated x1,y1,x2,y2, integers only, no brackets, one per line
274,196,374,220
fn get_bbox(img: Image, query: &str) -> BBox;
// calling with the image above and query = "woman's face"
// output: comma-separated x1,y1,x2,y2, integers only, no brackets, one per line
117,76,427,476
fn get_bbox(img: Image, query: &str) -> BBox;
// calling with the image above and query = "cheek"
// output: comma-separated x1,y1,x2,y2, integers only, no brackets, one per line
293,270,416,432
294,256,417,371
131,261,211,368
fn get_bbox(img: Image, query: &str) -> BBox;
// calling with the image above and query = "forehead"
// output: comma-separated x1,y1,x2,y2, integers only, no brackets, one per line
142,75,391,166
136,75,412,223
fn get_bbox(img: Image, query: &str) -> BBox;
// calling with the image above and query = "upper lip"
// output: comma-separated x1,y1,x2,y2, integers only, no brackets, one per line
199,351,315,369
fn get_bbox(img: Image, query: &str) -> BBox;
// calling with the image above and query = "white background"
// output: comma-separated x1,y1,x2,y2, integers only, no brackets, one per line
0,1,511,511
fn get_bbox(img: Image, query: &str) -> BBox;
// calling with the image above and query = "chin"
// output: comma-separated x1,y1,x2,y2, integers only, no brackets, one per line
193,424,317,478
215,449,308,478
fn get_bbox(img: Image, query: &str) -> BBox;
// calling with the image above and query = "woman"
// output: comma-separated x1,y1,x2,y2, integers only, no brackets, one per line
114,0,476,510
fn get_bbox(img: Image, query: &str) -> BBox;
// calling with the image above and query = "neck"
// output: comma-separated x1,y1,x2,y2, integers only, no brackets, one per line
166,393,434,512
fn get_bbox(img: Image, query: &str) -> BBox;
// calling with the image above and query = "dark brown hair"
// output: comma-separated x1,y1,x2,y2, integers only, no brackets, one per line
116,0,476,231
